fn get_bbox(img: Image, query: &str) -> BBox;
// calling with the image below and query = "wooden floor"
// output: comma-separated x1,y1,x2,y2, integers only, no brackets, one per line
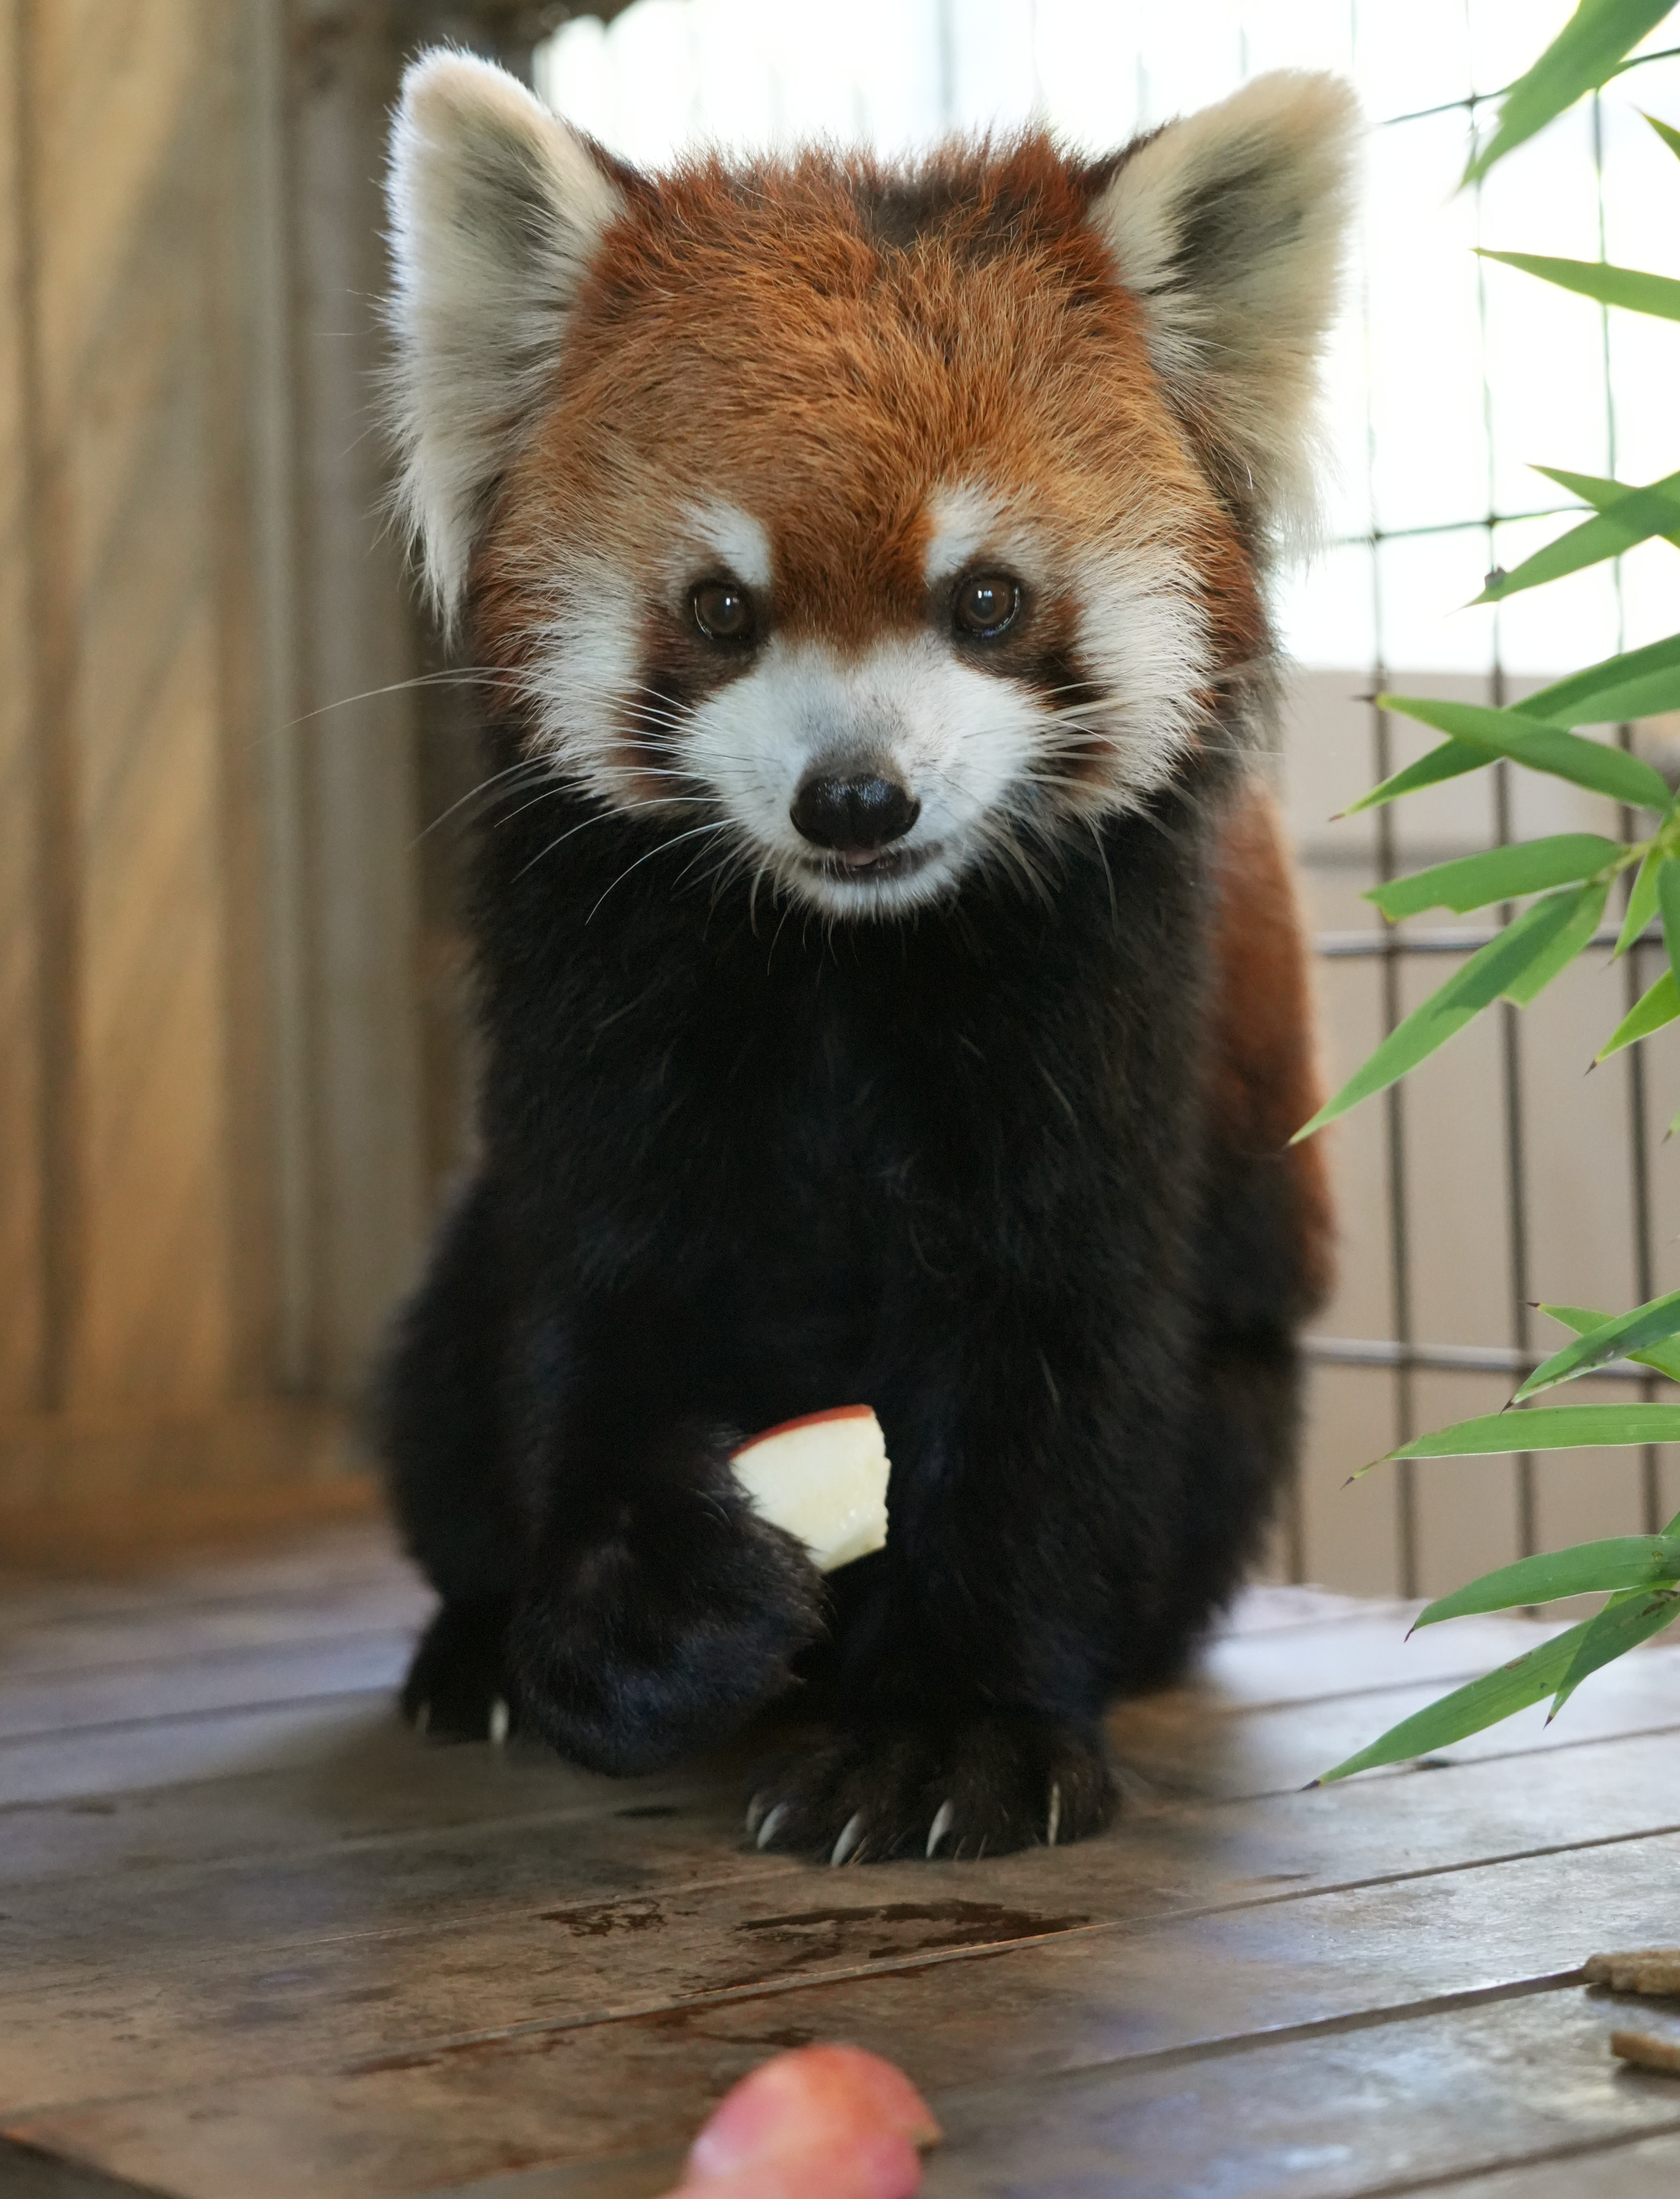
2,1522,1678,2198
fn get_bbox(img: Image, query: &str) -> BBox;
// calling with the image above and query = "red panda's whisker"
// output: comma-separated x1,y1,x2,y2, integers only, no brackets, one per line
414,756,564,842
291,666,522,732
510,800,722,881
585,821,736,921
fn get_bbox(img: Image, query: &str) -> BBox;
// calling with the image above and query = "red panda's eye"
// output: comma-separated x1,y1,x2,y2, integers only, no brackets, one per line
690,580,755,643
953,575,1021,639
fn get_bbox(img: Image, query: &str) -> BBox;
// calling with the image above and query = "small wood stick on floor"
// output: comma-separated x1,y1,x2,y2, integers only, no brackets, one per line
1584,1949,1680,1996
1611,2028,1680,2076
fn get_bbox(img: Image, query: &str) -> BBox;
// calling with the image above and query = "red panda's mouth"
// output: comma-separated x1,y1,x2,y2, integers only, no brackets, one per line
802,843,938,888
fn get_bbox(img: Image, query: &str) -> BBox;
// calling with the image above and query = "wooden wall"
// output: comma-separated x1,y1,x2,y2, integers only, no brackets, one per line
0,0,532,1548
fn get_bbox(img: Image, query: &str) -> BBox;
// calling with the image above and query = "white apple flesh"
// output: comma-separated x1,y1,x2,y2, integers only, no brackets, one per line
729,1407,890,1573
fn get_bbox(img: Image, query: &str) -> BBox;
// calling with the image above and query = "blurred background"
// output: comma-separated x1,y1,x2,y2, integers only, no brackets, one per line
3,0,1677,1584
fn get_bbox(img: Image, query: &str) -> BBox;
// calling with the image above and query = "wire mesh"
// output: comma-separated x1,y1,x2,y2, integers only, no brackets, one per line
1295,18,1677,1585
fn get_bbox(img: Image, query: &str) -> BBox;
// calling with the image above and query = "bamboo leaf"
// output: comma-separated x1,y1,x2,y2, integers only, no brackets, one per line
1342,738,1489,816
1377,694,1673,812
1661,852,1680,983
1540,1301,1680,1384
1643,110,1680,160
1549,1583,1680,1716
1474,470,1680,601
1382,1403,1680,1462
1596,966,1680,1059
1316,1624,1592,1780
1535,463,1680,548
1525,631,1680,725
1462,2,1677,182
1616,845,1663,955
1514,1286,1680,1399
1293,891,1599,1141
1499,876,1609,1005
1478,249,1680,323
1365,835,1620,918
1414,1535,1680,1625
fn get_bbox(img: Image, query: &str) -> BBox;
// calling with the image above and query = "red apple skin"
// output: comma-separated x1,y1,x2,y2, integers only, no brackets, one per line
664,2044,939,2197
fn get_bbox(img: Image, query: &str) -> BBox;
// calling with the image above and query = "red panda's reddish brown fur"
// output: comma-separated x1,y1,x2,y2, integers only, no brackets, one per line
480,142,1260,674
1207,783,1337,1314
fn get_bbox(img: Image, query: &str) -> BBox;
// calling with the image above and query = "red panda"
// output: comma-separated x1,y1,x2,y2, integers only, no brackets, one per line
378,51,1352,1860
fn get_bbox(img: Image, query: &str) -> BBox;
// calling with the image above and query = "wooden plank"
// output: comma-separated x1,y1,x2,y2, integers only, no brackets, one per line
0,2139,165,2198
6,1709,1679,2014
869,1992,1680,2199
8,1832,1677,2198
0,1520,412,1632
0,1597,1566,1748
0,0,46,1421
4,1591,1672,1817
28,0,237,1412
0,1692,405,1809
286,0,426,1393
0,1721,712,1892
0,1607,1672,1879
1114,1635,1680,1800
0,1568,1347,1687
1417,2129,1680,2197
425,1997,1680,2199
6,1812,1671,2190
0,1576,427,1684
0,1410,370,1556
0,1626,414,1740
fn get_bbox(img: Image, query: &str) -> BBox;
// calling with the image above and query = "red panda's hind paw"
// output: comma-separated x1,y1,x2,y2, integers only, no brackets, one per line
401,1596,519,1743
747,1710,1116,1864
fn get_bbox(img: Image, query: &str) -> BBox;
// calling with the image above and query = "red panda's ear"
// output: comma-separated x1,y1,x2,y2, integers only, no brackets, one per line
385,50,628,627
1090,72,1361,555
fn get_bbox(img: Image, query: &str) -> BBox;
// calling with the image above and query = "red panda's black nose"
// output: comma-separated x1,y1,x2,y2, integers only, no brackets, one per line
790,773,921,853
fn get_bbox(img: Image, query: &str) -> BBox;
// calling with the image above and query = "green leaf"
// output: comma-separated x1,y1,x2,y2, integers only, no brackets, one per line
1381,1403,1680,1463
1526,631,1680,726
1540,1301,1680,1384
1535,464,1680,548
1365,835,1620,918
1514,1286,1680,1399
1643,110,1680,160
1661,852,1680,982
1342,738,1489,816
1475,470,1680,601
1499,876,1609,1005
1378,694,1674,812
1317,1622,1594,1780
1549,1582,1680,1716
1414,1535,1680,1625
1615,844,1663,955
1596,965,1680,1059
1478,249,1680,323
1462,2,1677,182
1293,890,1601,1140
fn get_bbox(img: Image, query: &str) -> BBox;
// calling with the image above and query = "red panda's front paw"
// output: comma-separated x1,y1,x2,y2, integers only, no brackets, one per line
746,1710,1116,1864
507,1472,825,1778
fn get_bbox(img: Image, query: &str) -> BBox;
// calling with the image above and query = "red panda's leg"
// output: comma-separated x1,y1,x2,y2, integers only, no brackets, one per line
378,1176,526,1740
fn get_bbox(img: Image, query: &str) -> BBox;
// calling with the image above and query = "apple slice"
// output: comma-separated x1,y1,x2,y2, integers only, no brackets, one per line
669,2042,939,2196
729,1407,890,1574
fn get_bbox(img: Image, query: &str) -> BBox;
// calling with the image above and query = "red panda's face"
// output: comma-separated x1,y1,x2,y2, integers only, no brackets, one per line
387,60,1357,919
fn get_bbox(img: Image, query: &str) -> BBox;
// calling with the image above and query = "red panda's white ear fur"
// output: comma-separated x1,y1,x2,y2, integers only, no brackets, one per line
1091,71,1361,553
386,51,626,627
